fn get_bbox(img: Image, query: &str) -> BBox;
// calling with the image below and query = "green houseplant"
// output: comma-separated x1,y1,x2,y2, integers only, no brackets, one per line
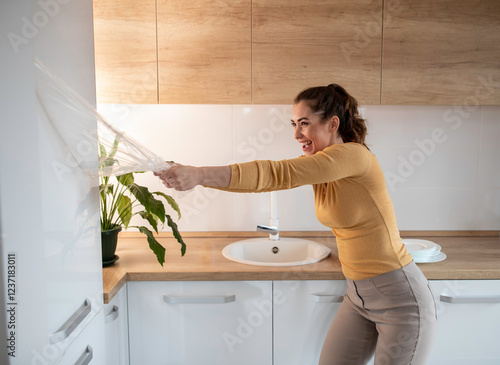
99,142,185,266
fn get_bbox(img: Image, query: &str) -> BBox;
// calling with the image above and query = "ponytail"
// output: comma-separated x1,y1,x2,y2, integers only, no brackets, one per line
294,84,369,150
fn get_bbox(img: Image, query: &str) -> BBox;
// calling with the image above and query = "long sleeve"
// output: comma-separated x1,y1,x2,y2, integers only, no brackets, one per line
207,143,372,193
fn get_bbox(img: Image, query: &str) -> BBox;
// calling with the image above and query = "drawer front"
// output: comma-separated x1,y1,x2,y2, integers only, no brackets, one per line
128,281,272,365
428,280,500,364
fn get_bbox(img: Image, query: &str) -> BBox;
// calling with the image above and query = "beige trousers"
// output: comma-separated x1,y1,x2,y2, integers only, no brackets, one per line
318,261,437,365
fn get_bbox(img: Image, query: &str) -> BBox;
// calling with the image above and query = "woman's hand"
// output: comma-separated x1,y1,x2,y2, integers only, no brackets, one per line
155,164,231,191
155,164,202,191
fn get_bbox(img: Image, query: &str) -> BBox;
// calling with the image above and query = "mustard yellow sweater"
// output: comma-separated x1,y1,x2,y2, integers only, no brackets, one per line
212,142,412,280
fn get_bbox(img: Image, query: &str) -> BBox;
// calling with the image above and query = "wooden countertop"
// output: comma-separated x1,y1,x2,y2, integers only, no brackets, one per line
103,234,500,303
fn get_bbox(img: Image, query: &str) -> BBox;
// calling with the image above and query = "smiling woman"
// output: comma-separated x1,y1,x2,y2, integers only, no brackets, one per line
293,84,369,154
156,84,437,365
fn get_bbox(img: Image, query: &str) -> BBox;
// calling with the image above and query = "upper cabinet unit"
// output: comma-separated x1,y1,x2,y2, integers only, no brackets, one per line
93,0,500,105
93,0,158,104
157,0,251,104
252,0,383,105
381,0,500,105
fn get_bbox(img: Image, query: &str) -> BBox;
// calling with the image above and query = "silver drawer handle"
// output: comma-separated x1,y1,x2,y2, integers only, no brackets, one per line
163,295,236,304
50,298,92,344
74,345,93,365
105,305,119,323
440,295,500,304
310,294,344,303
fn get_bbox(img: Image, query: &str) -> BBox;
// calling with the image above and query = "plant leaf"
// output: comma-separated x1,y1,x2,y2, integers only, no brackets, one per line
100,184,114,202
153,191,181,219
166,214,186,256
138,210,159,233
128,184,166,223
136,226,166,266
116,194,132,228
117,172,134,186
109,138,120,158
98,142,107,158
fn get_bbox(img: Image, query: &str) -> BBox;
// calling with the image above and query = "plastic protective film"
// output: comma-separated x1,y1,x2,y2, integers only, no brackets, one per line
34,59,170,177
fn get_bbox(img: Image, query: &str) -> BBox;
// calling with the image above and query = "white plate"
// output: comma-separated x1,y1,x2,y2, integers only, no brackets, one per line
410,244,442,258
413,251,447,263
402,239,437,255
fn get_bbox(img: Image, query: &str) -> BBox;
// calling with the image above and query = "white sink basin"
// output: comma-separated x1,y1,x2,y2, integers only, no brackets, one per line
222,237,331,267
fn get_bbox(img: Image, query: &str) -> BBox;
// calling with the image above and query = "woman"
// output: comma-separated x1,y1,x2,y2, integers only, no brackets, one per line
156,84,437,364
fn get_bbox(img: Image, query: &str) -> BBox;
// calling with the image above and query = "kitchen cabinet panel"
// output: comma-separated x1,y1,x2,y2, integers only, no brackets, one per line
1,0,104,363
157,0,251,104
54,310,106,365
252,0,383,105
427,280,500,364
382,0,500,105
93,0,157,104
273,280,348,365
104,284,129,365
128,281,272,365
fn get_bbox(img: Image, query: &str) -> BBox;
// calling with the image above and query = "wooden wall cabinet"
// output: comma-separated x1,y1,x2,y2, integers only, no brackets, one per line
252,0,383,105
382,0,500,105
93,0,500,105
93,0,158,104
157,0,251,104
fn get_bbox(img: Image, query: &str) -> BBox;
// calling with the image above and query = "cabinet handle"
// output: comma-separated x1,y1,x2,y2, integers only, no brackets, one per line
310,294,344,303
163,295,236,304
105,305,119,323
74,345,93,365
50,298,92,344
440,295,500,304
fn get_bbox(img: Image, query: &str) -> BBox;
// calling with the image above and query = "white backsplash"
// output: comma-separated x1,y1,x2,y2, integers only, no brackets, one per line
97,104,500,232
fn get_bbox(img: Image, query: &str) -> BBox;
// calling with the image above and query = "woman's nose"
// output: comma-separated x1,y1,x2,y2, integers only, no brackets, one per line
293,126,302,139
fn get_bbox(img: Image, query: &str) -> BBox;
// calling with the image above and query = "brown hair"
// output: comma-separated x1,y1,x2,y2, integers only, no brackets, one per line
294,84,369,149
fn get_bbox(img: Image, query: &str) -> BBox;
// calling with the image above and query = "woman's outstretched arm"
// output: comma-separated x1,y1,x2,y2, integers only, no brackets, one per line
156,165,231,191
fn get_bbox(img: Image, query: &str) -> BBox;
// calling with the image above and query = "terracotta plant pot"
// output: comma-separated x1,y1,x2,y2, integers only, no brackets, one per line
101,225,122,266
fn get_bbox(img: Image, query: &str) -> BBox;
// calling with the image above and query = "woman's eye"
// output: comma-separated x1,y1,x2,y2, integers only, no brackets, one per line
301,122,308,126
291,122,296,127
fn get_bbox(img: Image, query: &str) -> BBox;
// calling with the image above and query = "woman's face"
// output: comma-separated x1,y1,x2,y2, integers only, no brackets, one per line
291,100,341,156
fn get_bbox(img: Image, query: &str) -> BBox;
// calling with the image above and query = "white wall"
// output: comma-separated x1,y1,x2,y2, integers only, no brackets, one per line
97,104,500,232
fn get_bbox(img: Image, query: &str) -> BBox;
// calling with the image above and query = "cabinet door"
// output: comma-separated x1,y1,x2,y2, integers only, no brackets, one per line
93,0,158,103
273,280,347,365
54,309,106,365
252,0,383,105
128,281,272,365
104,285,129,365
1,0,103,363
427,280,500,364
382,0,500,105
157,0,251,104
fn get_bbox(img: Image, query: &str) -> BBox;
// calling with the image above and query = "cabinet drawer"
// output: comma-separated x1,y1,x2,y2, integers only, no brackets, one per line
273,280,347,365
128,281,272,365
54,309,105,365
104,285,129,365
428,280,500,364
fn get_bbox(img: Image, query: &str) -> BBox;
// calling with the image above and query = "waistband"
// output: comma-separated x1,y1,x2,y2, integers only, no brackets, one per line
346,261,421,291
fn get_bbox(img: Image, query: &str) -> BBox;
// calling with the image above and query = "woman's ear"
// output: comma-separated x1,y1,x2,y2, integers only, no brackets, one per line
329,116,340,133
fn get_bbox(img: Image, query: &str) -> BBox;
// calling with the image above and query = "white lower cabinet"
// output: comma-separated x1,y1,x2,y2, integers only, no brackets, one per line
127,281,273,365
125,279,500,364
427,280,500,364
273,280,347,365
54,309,106,365
104,285,130,365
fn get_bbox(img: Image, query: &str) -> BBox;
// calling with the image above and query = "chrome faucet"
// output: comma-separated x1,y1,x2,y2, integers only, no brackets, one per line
257,225,279,235
257,191,280,241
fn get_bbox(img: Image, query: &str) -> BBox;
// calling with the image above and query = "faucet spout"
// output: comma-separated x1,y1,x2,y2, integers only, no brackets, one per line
256,225,279,235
